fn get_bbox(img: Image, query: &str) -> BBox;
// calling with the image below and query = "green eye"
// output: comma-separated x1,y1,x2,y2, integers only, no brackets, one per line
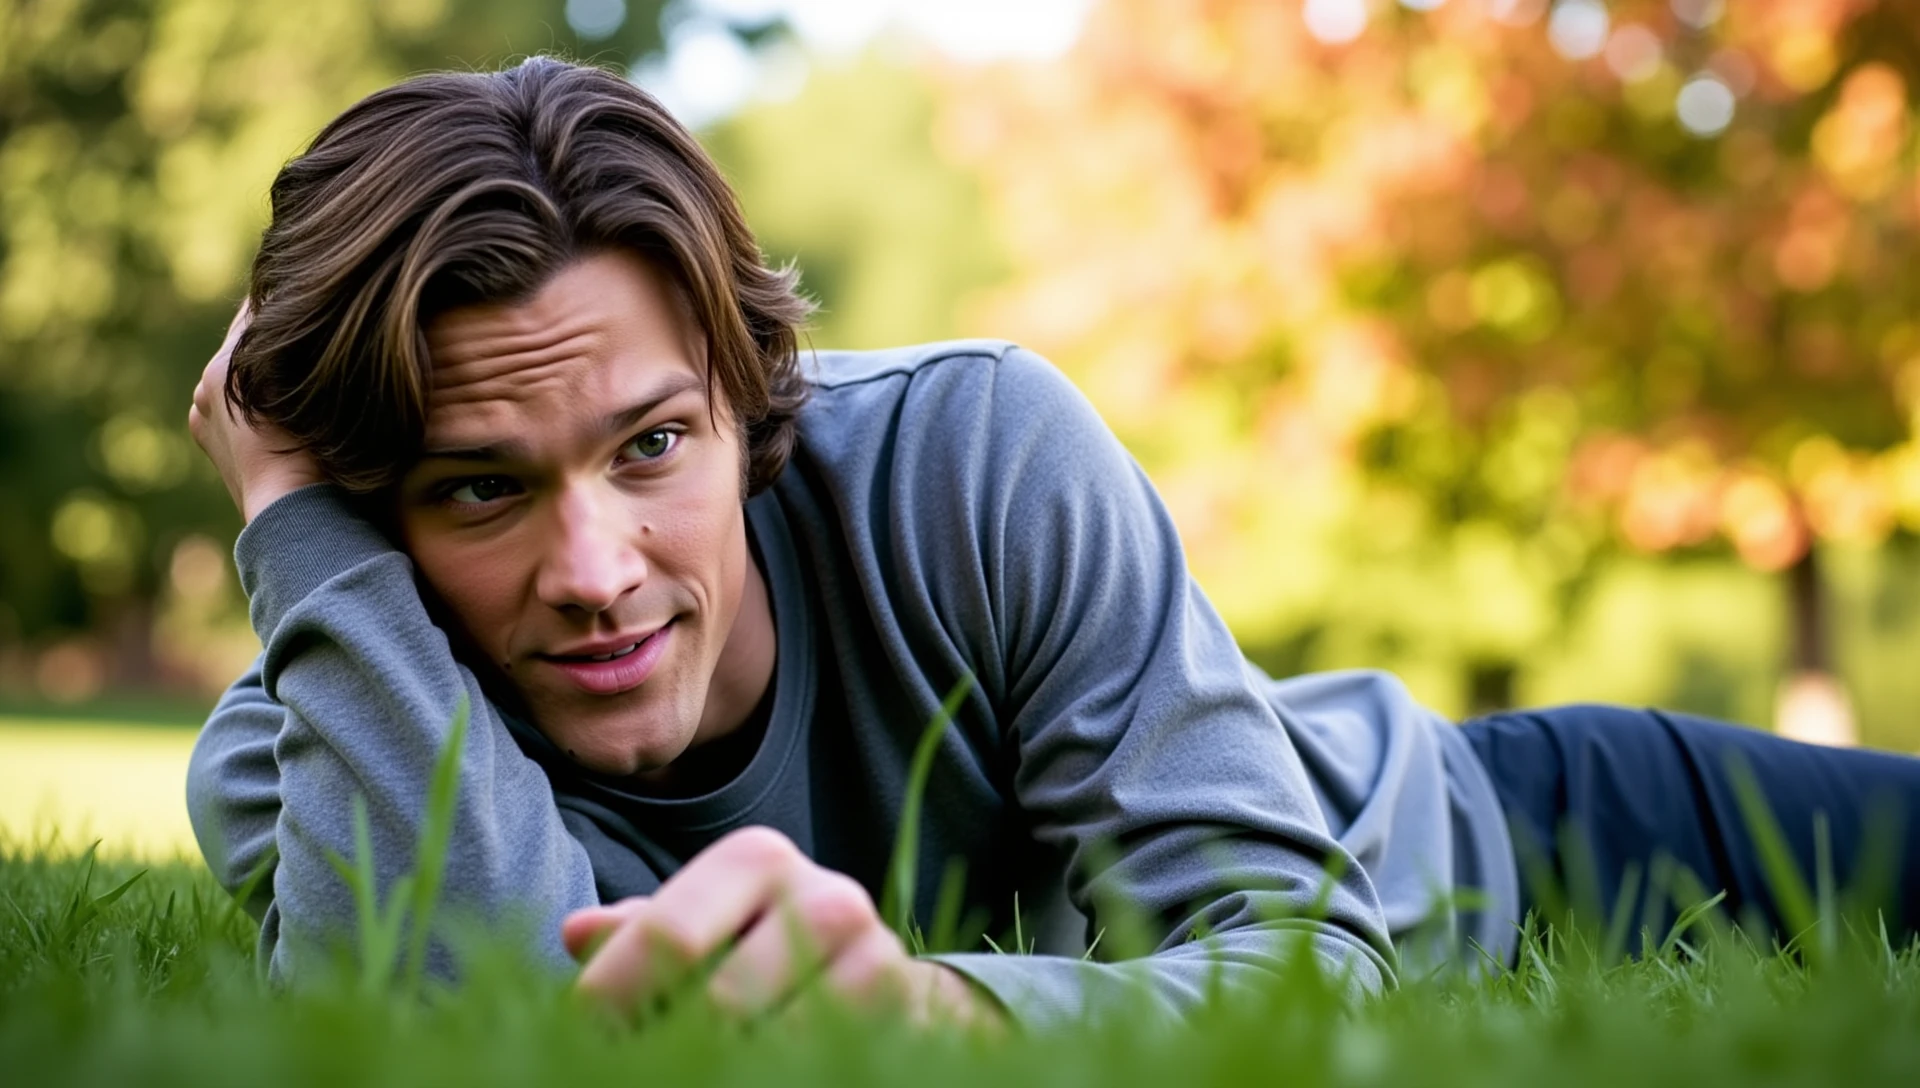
622,430,679,461
448,476,516,504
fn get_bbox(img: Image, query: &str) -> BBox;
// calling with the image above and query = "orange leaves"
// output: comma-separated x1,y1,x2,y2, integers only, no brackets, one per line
941,0,1920,591
1811,63,1909,200
1770,186,1851,293
1567,432,1912,572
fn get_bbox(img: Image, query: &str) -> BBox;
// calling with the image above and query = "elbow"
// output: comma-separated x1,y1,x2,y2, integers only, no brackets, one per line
184,738,279,909
183,742,238,886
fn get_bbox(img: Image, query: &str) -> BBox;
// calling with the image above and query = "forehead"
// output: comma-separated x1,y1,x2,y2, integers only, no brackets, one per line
420,250,710,450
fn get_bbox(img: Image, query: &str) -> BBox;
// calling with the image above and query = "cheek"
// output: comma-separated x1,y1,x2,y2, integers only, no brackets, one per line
401,522,531,657
646,450,748,607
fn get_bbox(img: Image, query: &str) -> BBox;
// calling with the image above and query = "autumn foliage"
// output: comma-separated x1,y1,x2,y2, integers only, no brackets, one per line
943,0,1920,708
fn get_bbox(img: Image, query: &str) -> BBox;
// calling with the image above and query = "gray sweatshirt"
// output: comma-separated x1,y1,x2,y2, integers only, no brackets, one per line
186,341,1517,1028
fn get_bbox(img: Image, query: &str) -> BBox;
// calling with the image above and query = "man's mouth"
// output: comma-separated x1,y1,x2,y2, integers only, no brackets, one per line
568,642,641,663
537,621,677,696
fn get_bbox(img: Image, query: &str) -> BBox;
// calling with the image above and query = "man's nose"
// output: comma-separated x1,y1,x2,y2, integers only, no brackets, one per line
536,484,646,615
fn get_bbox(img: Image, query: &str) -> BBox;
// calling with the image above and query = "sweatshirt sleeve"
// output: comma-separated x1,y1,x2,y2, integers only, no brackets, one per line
187,484,598,981
185,655,283,917
919,348,1398,1028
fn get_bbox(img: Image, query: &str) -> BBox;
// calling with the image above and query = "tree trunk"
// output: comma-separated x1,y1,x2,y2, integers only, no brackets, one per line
1466,659,1516,719
1774,546,1858,746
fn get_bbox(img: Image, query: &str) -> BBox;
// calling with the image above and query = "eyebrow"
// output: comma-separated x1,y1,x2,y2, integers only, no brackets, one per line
417,372,709,464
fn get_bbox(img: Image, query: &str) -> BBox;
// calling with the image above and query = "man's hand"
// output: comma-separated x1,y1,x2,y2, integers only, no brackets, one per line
562,826,1004,1028
187,302,325,522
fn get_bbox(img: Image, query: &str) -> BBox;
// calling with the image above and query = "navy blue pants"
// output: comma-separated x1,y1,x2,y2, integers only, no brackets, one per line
1461,706,1920,949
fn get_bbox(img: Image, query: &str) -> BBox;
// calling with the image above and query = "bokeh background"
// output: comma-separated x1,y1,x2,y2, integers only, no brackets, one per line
4,0,1919,857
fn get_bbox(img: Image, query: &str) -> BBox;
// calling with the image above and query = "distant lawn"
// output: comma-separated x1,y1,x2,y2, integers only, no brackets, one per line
0,718,200,861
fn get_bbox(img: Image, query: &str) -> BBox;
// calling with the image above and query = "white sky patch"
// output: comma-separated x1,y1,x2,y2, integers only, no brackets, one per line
632,17,761,129
696,0,1094,60
1676,73,1736,137
1547,0,1610,61
1303,0,1369,44
1487,0,1547,27
639,0,1097,126
1670,0,1725,31
567,0,629,40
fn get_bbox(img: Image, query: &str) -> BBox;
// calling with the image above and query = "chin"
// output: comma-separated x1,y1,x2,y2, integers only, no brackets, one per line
535,697,695,777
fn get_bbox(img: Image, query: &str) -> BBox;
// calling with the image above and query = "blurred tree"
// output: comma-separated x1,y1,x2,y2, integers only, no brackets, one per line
0,0,672,698
705,52,1005,351
945,0,1920,734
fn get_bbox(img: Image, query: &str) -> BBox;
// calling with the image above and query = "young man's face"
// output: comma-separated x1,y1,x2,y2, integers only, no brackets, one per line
395,249,765,778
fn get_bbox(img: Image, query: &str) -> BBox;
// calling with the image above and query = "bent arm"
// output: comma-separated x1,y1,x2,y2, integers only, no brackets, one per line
187,484,598,981
186,658,283,916
909,349,1396,1026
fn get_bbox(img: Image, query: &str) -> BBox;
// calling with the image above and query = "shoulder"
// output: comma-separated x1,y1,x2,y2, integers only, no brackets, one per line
784,339,1143,535
800,338,1085,412
797,339,1101,451
801,338,1021,391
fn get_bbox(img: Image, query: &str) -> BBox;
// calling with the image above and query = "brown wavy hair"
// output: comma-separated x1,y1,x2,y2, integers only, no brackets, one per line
226,57,814,496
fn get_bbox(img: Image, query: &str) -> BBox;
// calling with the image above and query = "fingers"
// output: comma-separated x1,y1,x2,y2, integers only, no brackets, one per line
188,312,230,451
562,902,636,961
647,825,804,929
196,296,251,423
571,827,911,1022
704,871,877,1016
576,827,805,1007
223,297,253,340
819,921,913,1008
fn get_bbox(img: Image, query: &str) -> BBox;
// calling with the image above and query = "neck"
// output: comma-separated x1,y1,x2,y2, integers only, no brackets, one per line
698,548,777,744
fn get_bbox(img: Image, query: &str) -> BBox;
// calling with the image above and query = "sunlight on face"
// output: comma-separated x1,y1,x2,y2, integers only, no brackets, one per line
397,250,762,778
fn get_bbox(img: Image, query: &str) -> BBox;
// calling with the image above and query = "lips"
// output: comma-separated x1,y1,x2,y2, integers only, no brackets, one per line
537,621,675,696
568,641,642,663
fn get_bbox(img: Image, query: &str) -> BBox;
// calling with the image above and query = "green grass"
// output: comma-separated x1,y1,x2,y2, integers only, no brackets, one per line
7,699,1919,1084
5,841,1920,1086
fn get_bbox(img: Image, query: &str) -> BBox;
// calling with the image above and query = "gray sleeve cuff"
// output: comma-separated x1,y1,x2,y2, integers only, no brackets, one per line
234,484,399,642
927,935,1388,1033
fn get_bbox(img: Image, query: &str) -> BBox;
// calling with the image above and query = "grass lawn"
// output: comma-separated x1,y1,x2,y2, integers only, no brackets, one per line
4,843,1920,1086
5,713,1920,1084
0,719,201,860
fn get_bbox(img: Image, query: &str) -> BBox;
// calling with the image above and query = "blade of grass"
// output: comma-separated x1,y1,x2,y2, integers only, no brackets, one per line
1658,889,1729,959
881,674,973,941
1724,753,1819,966
401,695,471,993
1013,891,1028,956
1304,849,1349,923
925,857,969,955
323,795,408,993
1842,795,1902,930
1600,860,1642,968
1813,809,1836,964
86,868,148,918
220,843,279,933
1635,853,1672,960
1082,927,1106,962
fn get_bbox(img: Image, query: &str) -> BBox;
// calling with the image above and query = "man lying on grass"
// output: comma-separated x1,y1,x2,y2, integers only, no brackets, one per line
185,57,1920,1028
